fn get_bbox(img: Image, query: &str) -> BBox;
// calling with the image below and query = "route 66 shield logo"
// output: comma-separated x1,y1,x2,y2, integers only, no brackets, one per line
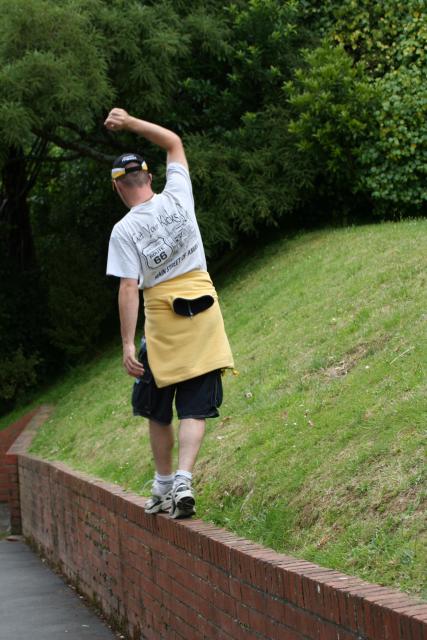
142,238,173,269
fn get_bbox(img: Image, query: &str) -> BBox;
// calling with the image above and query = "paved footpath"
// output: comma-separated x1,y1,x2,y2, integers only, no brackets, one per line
0,538,120,640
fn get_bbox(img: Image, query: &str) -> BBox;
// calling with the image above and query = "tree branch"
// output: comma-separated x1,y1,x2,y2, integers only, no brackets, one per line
63,121,128,152
29,153,81,163
33,129,115,164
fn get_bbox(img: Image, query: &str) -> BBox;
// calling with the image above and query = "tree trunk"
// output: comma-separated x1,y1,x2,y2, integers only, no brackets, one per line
0,146,36,272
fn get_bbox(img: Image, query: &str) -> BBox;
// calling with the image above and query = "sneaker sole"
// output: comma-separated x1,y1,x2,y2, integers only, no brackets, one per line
170,495,196,519
144,497,172,515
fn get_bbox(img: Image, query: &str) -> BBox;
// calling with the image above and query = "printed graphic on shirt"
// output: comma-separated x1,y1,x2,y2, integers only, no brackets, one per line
141,238,173,269
131,199,198,274
153,241,199,281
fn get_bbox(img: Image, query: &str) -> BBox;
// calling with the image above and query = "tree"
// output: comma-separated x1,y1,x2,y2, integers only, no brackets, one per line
0,0,191,408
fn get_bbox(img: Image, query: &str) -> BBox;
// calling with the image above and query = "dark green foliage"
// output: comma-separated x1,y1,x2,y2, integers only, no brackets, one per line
0,0,425,410
358,65,427,215
0,246,51,414
309,0,426,75
0,348,40,403
181,0,314,249
0,0,114,412
0,0,112,151
223,0,302,114
30,157,118,358
285,43,378,213
187,104,315,254
304,0,427,215
95,0,189,119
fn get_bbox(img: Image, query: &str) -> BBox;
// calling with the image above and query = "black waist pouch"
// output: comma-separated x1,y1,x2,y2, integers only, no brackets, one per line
172,295,214,317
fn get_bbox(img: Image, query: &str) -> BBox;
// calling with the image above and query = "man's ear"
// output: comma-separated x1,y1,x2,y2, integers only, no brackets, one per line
114,180,128,206
148,173,153,184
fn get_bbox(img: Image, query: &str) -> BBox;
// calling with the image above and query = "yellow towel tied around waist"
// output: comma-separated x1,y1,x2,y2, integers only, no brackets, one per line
143,270,234,388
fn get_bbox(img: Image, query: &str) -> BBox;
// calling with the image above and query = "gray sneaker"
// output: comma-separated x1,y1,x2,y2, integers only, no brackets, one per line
144,489,172,514
170,479,196,519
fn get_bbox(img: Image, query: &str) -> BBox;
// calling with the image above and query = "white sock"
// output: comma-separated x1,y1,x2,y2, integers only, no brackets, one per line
153,472,174,494
174,470,192,486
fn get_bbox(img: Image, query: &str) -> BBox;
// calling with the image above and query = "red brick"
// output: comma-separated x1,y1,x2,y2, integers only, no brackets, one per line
244,606,304,640
282,568,307,608
239,581,267,613
162,588,202,629
393,604,427,617
154,551,204,600
265,597,305,630
212,586,237,619
318,623,356,640
208,563,230,595
172,614,202,639
176,577,214,622
139,572,163,604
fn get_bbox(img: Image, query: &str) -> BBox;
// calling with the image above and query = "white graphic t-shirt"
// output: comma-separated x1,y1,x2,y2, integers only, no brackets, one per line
106,163,207,289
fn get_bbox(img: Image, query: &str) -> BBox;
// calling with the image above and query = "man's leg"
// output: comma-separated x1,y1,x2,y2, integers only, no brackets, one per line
177,418,205,472
170,418,205,518
171,371,221,518
149,419,174,474
145,419,175,514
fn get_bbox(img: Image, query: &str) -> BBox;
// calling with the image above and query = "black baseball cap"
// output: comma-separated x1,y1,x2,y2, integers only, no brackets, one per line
111,153,148,180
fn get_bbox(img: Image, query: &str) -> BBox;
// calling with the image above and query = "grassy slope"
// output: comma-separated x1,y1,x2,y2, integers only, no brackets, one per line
22,220,427,598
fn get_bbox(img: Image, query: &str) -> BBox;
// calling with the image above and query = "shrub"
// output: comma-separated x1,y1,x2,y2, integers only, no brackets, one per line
0,348,40,410
284,42,377,215
358,65,427,215
305,0,426,75
286,1,427,217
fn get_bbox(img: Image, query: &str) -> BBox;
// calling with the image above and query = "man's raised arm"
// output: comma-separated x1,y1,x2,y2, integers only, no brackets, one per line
104,107,188,169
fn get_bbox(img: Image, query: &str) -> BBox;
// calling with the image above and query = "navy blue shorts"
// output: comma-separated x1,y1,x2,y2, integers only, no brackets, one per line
132,341,223,425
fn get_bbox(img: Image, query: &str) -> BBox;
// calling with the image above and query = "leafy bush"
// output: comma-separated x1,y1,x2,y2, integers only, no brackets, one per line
358,65,427,215
305,0,426,74
0,348,40,412
284,42,377,214
296,1,427,216
186,110,307,254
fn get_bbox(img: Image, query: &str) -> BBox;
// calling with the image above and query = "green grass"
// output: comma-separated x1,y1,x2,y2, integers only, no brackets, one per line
13,219,427,598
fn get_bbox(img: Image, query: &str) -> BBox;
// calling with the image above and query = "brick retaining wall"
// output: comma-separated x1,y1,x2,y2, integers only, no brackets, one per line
0,407,43,533
3,406,52,533
0,408,38,504
7,408,427,640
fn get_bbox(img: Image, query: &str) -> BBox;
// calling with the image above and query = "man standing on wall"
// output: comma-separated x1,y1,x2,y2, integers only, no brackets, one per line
104,108,234,519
